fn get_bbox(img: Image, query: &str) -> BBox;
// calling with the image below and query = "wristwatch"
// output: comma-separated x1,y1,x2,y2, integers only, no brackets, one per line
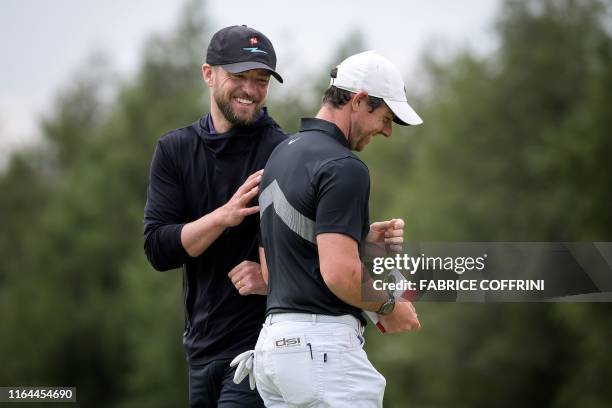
376,294,396,316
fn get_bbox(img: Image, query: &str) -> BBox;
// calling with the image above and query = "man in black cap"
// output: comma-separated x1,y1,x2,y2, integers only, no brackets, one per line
143,25,285,407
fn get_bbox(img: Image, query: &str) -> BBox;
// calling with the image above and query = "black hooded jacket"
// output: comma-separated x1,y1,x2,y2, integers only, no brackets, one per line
144,109,286,364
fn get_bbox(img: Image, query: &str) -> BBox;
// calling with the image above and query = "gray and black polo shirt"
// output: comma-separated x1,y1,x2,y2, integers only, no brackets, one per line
259,117,370,325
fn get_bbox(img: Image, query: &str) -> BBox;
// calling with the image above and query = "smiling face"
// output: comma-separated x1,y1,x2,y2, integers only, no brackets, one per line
204,65,271,129
348,95,394,151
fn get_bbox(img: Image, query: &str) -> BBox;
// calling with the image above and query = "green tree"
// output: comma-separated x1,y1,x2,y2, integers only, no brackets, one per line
0,0,207,406
1,0,611,406
362,1,612,407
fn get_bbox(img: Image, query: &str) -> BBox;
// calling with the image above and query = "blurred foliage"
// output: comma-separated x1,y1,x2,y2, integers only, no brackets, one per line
1,0,611,406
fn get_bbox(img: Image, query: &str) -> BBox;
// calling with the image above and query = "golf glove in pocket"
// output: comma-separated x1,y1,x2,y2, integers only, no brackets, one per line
230,349,256,390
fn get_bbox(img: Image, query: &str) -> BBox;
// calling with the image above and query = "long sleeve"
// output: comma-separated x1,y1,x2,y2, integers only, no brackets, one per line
143,139,190,271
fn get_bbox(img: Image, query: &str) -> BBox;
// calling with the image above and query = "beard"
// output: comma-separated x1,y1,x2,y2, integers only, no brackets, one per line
214,90,262,127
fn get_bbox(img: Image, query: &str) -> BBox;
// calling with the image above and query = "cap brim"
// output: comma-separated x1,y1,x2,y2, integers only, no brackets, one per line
385,98,423,126
220,61,283,83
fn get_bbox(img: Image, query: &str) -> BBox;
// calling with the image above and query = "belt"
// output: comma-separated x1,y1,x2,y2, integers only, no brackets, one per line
265,313,363,334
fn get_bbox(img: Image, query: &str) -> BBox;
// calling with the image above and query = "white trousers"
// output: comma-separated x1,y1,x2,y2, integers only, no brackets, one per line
254,313,386,407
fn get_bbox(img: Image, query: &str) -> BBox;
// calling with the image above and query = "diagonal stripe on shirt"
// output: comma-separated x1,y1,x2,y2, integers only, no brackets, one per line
260,180,316,244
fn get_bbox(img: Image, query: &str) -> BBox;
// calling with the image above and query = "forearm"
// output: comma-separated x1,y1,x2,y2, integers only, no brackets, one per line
259,247,269,286
364,241,387,257
144,222,189,271
181,207,229,257
322,259,387,312
318,233,387,312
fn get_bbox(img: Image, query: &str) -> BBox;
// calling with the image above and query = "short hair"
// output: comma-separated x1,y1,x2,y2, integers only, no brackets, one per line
322,86,385,113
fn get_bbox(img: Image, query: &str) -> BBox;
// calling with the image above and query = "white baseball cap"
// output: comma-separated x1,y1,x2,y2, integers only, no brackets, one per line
330,51,423,126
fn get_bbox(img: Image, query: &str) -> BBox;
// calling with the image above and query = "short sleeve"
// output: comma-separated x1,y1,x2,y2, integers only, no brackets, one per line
314,158,370,243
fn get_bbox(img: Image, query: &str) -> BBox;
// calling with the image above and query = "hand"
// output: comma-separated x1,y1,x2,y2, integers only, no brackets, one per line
367,218,405,253
378,300,421,334
230,350,256,390
219,169,263,227
229,261,268,295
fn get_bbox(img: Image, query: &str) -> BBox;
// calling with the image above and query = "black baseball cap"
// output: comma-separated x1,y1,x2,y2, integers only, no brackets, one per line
206,25,283,83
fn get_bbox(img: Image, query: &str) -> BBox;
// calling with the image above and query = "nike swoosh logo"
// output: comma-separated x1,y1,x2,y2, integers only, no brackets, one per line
288,137,302,145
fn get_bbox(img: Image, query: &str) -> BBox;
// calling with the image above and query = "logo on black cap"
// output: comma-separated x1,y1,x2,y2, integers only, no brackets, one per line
243,47,268,54
206,25,283,83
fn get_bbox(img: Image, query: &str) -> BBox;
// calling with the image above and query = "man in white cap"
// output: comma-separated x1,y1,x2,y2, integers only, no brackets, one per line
231,51,422,406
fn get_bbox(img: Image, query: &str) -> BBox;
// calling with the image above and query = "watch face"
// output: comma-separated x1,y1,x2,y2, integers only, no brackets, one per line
379,298,395,315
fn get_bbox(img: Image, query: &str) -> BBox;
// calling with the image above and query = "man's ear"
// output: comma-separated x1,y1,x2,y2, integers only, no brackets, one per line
351,91,369,112
202,64,214,87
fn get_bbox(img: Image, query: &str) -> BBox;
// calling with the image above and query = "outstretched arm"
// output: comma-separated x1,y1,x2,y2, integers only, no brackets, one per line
181,170,263,257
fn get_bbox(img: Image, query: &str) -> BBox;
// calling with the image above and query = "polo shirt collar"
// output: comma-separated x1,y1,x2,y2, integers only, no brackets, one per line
299,118,349,148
